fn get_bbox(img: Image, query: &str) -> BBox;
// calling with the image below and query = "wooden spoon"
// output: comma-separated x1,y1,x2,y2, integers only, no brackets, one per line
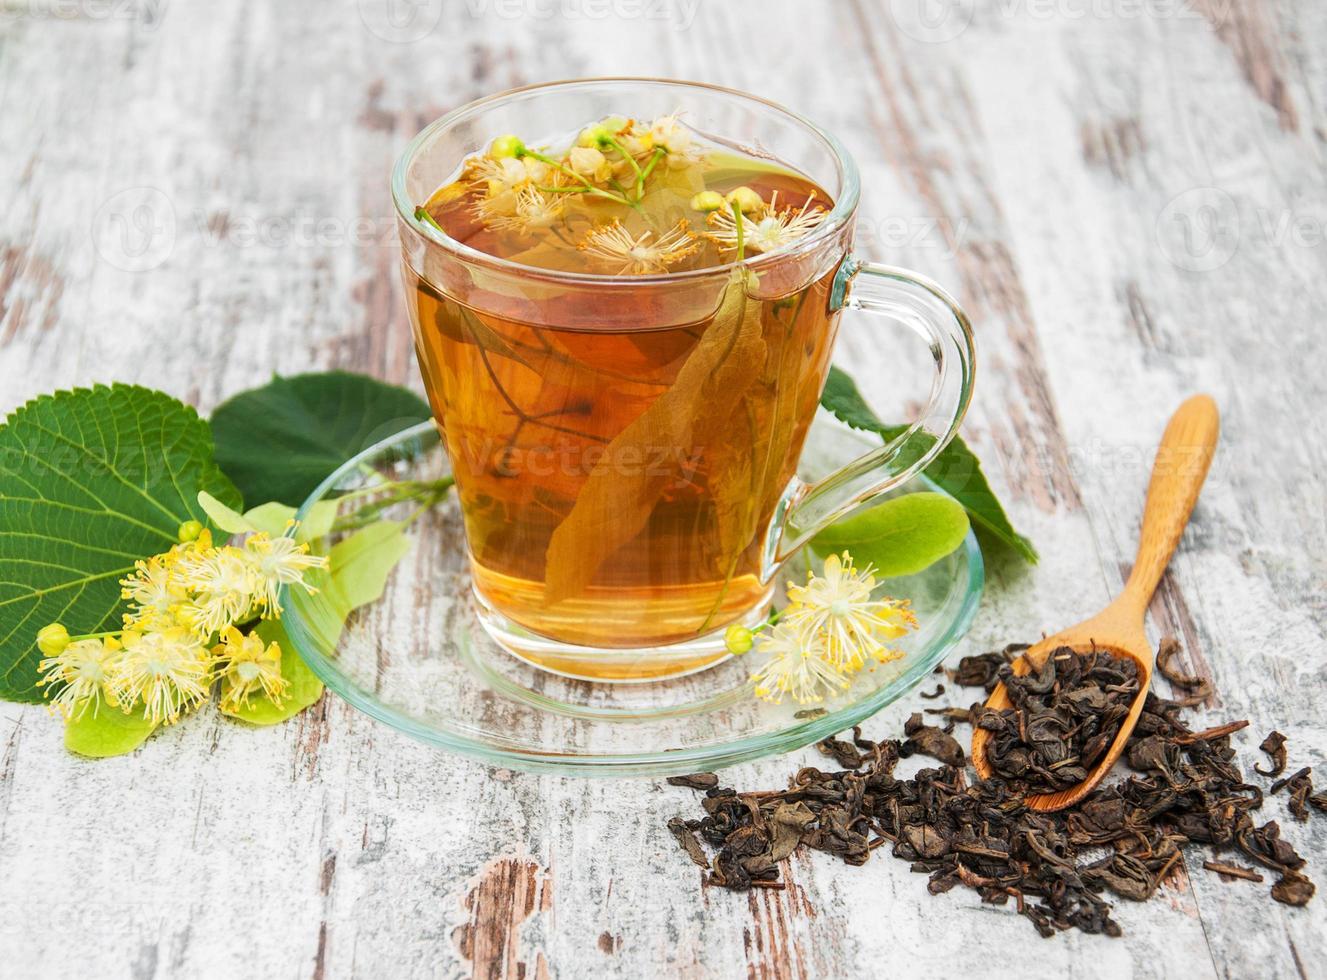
971,395,1220,811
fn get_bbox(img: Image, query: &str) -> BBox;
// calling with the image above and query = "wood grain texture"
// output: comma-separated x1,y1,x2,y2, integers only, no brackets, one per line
1,1,1325,977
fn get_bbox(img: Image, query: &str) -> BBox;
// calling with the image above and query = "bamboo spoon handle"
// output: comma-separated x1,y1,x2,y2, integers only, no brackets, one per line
1118,395,1221,618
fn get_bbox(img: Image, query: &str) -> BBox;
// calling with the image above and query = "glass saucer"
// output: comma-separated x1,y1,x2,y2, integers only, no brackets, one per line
283,420,984,776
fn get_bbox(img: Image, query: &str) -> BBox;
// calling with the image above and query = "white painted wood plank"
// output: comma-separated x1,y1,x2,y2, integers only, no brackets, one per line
0,1,1323,978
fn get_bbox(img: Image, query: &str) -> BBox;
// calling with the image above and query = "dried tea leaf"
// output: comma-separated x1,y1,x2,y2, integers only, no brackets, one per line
543,271,764,602
667,817,711,870
901,712,965,767
667,772,719,791
1255,730,1288,777
1271,872,1316,907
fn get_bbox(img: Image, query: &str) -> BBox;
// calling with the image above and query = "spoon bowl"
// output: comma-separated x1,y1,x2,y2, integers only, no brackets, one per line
972,395,1220,811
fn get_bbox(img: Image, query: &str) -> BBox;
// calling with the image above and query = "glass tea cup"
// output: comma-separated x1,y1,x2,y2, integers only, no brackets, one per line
393,78,974,681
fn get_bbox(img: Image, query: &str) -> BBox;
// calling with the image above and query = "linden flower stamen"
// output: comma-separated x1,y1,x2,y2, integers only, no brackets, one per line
749,618,850,705
578,219,700,275
120,553,186,630
707,191,827,255
245,531,329,616
174,544,260,637
480,185,566,234
212,626,288,712
786,552,917,671
117,628,212,725
37,637,125,719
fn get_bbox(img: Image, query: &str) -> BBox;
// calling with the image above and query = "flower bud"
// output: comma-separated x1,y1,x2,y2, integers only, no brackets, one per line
690,190,725,213
724,624,754,655
37,623,70,657
178,519,204,543
489,134,526,159
568,146,611,181
725,186,764,215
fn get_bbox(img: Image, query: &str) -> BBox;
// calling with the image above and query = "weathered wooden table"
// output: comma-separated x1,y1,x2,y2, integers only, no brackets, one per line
2,1,1324,977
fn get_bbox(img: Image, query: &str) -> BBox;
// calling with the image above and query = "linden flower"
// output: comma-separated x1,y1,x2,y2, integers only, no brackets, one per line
212,626,287,712
117,628,212,725
120,552,186,630
37,638,125,719
785,553,917,671
749,618,849,705
174,544,260,637
578,220,700,274
244,531,329,616
707,191,827,255
468,155,551,197
647,113,702,168
480,185,566,234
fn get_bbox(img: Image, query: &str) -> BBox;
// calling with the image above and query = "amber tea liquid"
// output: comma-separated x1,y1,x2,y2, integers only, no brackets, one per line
407,121,841,677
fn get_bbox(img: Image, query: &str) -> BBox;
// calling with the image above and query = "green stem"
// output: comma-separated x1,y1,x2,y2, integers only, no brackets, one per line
414,206,446,234
70,629,122,641
636,147,666,198
603,135,644,186
525,150,635,208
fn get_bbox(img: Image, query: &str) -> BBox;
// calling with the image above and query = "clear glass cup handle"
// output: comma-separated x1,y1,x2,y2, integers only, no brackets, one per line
774,256,976,562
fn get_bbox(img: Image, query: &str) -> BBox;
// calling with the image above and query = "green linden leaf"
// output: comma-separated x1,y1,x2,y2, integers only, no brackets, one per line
221,521,411,726
324,520,411,617
811,492,970,578
819,366,1038,563
209,371,433,507
64,703,158,758
0,384,241,703
197,490,338,543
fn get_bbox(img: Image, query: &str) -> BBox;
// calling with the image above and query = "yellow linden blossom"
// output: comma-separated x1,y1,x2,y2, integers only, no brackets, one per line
212,626,287,712
647,113,702,168
120,552,186,630
37,637,125,719
244,531,329,616
707,191,827,255
746,552,919,704
577,220,700,275
784,552,916,672
749,618,849,705
174,544,260,638
117,628,212,725
478,185,566,234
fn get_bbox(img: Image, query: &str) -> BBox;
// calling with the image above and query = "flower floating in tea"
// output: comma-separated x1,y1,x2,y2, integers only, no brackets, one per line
706,190,828,255
577,219,701,274
37,519,327,727
417,112,836,275
740,552,917,704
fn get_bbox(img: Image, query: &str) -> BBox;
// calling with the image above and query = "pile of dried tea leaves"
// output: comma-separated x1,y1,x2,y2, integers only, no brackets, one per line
666,638,1318,938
